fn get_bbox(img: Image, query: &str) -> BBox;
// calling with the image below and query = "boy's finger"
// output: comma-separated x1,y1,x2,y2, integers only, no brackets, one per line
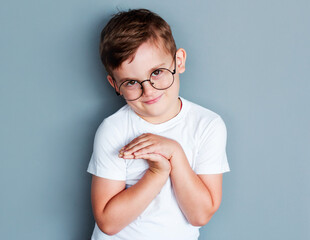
132,145,156,157
118,152,134,159
136,153,166,162
122,133,151,150
123,141,153,155
122,138,151,152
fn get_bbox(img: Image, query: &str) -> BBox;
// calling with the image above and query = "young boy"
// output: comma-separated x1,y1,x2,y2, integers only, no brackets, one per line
87,8,230,240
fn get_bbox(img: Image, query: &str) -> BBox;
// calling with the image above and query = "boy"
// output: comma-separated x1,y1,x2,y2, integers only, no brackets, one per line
87,8,230,240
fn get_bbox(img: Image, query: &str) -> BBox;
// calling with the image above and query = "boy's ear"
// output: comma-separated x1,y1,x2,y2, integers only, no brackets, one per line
107,75,120,93
107,75,121,94
107,75,115,88
176,48,186,74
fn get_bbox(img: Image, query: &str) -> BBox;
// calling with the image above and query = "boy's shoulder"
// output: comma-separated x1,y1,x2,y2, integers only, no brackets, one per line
95,104,131,137
104,104,131,125
182,97,223,123
182,97,227,143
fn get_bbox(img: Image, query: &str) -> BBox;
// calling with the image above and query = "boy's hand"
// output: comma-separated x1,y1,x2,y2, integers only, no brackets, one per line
137,153,171,176
118,133,180,160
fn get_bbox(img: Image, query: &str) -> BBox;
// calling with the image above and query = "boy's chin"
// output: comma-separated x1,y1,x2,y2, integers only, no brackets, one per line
127,95,180,123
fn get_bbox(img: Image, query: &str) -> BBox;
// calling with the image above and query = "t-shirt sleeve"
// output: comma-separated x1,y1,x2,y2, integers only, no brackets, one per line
87,120,126,180
194,116,230,174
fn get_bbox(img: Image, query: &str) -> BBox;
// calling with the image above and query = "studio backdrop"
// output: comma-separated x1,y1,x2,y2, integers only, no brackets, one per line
0,0,309,239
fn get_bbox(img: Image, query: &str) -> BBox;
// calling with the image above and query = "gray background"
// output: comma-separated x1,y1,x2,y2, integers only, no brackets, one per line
1,0,309,239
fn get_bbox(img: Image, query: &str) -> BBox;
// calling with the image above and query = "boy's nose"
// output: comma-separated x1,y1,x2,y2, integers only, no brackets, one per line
141,80,157,96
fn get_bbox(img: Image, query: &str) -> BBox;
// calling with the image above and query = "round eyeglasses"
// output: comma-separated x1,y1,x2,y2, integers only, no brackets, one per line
114,55,176,101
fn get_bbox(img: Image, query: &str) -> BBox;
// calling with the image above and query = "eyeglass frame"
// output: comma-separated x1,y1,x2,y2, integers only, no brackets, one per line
112,53,177,101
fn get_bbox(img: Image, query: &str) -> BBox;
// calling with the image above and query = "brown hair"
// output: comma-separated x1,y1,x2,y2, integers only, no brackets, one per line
99,9,177,75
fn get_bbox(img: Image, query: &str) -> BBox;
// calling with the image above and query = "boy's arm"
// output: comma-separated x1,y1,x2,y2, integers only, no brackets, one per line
122,133,223,226
169,148,223,226
91,153,170,236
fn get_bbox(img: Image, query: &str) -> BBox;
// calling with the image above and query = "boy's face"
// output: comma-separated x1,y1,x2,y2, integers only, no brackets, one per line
107,41,186,124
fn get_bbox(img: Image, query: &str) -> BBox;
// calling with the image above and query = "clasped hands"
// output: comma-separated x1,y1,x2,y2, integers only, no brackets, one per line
118,133,180,176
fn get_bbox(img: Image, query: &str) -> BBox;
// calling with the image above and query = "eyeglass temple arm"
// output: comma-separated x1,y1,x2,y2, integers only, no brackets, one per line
172,53,177,74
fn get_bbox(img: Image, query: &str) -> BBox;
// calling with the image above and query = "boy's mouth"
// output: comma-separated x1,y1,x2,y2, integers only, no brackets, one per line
143,94,163,104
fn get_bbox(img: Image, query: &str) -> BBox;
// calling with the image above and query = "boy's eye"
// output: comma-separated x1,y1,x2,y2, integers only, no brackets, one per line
125,80,138,87
151,69,163,77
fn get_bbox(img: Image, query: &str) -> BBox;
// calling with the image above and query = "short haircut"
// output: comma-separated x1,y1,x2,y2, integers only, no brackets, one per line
99,9,177,75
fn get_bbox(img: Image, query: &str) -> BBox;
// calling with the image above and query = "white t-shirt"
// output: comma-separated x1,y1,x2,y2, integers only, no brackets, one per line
87,97,230,240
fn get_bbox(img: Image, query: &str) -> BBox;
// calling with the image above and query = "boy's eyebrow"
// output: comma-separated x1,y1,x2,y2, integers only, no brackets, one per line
149,62,167,72
118,62,167,83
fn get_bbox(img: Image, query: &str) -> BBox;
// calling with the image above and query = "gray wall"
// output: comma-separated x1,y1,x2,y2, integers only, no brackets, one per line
1,0,309,239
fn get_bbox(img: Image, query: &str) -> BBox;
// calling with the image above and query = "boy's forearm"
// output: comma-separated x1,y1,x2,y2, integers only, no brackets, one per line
170,150,217,226
97,170,168,235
